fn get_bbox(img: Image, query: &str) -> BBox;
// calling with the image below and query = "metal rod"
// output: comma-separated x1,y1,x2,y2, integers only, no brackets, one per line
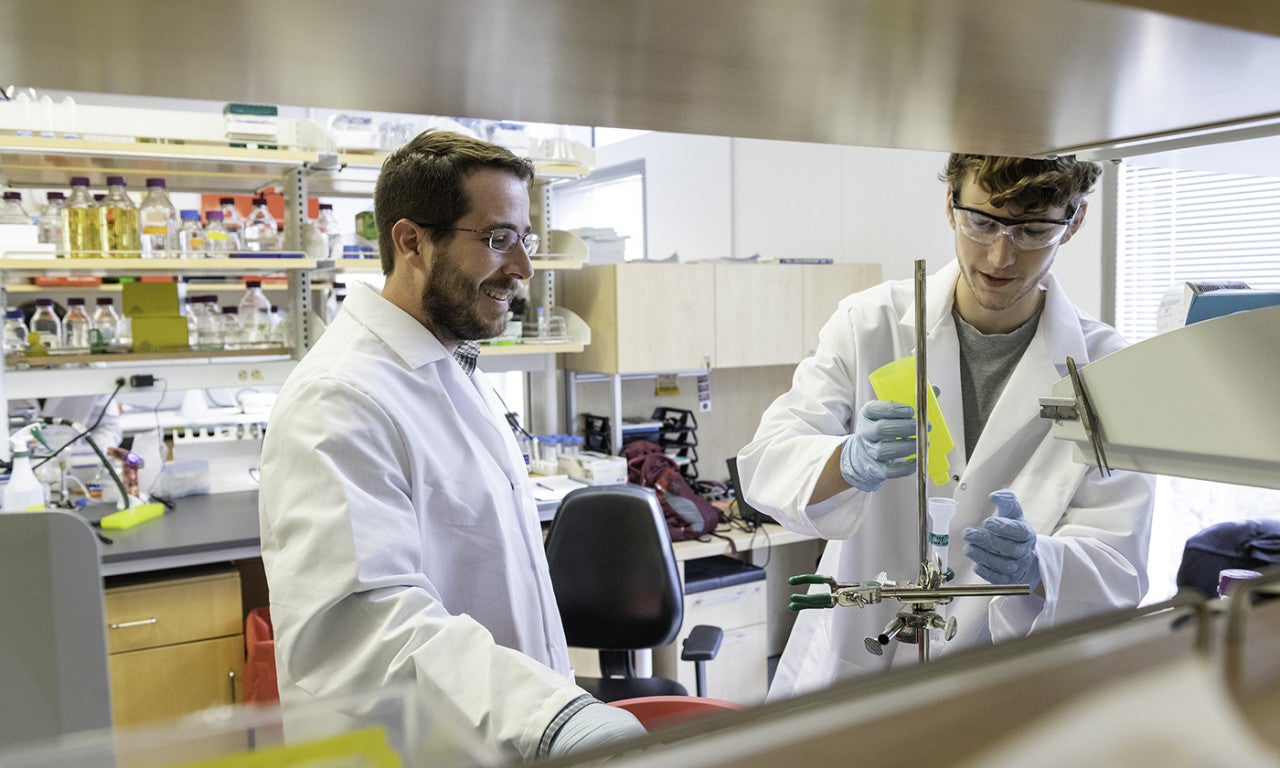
880,583,1032,601
914,259,930,663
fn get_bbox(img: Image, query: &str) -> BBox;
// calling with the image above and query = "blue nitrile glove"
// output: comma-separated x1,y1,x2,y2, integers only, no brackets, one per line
962,489,1041,590
839,399,919,492
546,700,647,758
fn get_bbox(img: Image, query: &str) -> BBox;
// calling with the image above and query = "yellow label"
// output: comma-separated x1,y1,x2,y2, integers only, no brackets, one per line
655,373,680,396
172,726,401,768
207,231,228,242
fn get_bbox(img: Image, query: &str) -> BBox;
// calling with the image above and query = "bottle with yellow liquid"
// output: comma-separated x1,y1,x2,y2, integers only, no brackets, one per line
98,175,140,258
60,176,100,257
868,356,956,486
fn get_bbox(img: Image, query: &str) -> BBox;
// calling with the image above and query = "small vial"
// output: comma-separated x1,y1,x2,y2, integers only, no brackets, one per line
178,210,207,258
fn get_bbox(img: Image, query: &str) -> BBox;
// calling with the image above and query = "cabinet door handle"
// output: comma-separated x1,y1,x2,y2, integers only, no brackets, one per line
108,617,158,630
693,589,750,607
228,670,238,703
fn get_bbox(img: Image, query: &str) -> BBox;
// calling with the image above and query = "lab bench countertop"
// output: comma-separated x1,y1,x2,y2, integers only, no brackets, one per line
83,490,262,577
81,490,815,577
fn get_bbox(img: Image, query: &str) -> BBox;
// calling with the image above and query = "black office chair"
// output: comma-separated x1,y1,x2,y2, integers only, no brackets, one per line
545,484,723,701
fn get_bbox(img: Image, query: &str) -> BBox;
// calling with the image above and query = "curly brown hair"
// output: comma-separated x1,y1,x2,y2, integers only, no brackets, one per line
941,154,1102,216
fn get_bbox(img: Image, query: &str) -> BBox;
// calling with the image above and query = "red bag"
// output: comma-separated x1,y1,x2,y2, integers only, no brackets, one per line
243,606,279,704
621,440,721,542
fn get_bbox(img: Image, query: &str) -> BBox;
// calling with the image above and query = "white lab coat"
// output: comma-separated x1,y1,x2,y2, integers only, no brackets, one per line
260,284,582,760
739,260,1155,699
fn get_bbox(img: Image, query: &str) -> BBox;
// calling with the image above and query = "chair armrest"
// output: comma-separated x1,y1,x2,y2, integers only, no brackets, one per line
681,624,724,662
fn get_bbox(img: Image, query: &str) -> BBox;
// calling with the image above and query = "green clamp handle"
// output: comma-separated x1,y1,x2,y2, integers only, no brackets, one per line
787,593,836,611
787,573,835,587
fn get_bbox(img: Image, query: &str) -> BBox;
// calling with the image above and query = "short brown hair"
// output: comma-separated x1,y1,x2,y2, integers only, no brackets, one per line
941,154,1102,216
373,130,535,274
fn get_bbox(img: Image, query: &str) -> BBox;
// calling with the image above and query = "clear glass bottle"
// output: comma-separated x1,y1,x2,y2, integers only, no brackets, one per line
0,191,32,224
37,191,65,245
238,280,272,346
204,210,233,254
243,196,278,252
220,305,244,349
30,298,61,350
183,294,200,347
325,281,347,323
138,177,179,257
98,175,140,258
3,309,30,354
177,209,207,258
314,202,342,257
62,296,92,350
92,296,122,349
268,303,290,346
61,176,100,257
195,295,222,350
218,197,245,250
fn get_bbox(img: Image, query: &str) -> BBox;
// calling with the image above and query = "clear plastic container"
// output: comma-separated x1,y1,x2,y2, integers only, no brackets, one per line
195,295,222,350
0,190,32,224
220,305,244,349
30,298,61,350
37,191,64,245
62,297,92,351
204,210,233,254
3,309,30,354
218,196,245,249
92,297,122,349
138,177,178,257
177,209,206,258
238,280,272,346
97,175,140,258
61,176,100,257
243,196,278,252
314,202,342,257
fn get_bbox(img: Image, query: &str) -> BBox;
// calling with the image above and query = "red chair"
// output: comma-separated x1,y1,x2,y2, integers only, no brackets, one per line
243,605,279,703
608,695,743,730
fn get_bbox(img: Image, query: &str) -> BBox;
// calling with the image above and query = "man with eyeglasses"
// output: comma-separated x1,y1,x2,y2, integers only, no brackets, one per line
739,154,1155,698
261,130,644,759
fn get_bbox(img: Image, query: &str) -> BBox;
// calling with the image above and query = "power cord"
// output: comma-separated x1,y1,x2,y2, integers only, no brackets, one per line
32,379,125,470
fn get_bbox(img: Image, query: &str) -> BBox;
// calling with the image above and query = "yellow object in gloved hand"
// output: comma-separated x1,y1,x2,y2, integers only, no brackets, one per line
99,503,166,530
868,356,955,485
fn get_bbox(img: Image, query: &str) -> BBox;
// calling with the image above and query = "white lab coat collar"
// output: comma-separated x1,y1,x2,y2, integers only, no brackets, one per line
341,282,449,370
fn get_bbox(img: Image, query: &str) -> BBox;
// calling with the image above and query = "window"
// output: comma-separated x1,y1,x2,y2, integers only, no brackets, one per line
1115,162,1280,602
548,161,646,261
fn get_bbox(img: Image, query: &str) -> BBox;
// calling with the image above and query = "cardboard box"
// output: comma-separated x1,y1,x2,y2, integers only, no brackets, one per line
130,316,189,352
122,281,179,317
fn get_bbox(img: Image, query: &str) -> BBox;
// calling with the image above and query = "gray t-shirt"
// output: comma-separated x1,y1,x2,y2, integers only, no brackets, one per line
953,306,1042,460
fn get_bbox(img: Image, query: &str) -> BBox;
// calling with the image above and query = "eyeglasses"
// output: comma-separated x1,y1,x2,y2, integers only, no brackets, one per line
950,200,1075,251
413,222,540,256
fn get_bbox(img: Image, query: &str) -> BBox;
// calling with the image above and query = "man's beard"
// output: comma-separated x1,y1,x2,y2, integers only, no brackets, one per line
420,248,512,342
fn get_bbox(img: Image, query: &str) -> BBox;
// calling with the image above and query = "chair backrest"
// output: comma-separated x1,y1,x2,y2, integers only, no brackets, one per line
545,485,683,650
0,510,113,747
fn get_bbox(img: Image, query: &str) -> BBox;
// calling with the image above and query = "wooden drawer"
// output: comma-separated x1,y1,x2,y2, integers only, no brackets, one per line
104,567,242,654
108,634,244,726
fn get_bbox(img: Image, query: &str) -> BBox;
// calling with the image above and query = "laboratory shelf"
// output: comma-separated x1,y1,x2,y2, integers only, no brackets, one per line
5,346,292,369
0,256,316,273
324,255,583,272
0,135,313,194
480,341,584,357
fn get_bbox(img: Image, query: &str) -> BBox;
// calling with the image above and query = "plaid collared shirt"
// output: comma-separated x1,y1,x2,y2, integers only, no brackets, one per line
452,340,481,377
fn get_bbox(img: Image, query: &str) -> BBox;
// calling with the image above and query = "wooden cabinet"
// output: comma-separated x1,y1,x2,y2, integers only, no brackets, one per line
103,565,243,726
560,262,717,373
561,262,881,373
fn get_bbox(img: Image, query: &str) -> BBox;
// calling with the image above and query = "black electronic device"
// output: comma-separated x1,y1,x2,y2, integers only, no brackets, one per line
726,456,775,528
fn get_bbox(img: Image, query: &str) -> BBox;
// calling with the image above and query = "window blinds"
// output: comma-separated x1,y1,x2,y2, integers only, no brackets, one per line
1115,164,1280,341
